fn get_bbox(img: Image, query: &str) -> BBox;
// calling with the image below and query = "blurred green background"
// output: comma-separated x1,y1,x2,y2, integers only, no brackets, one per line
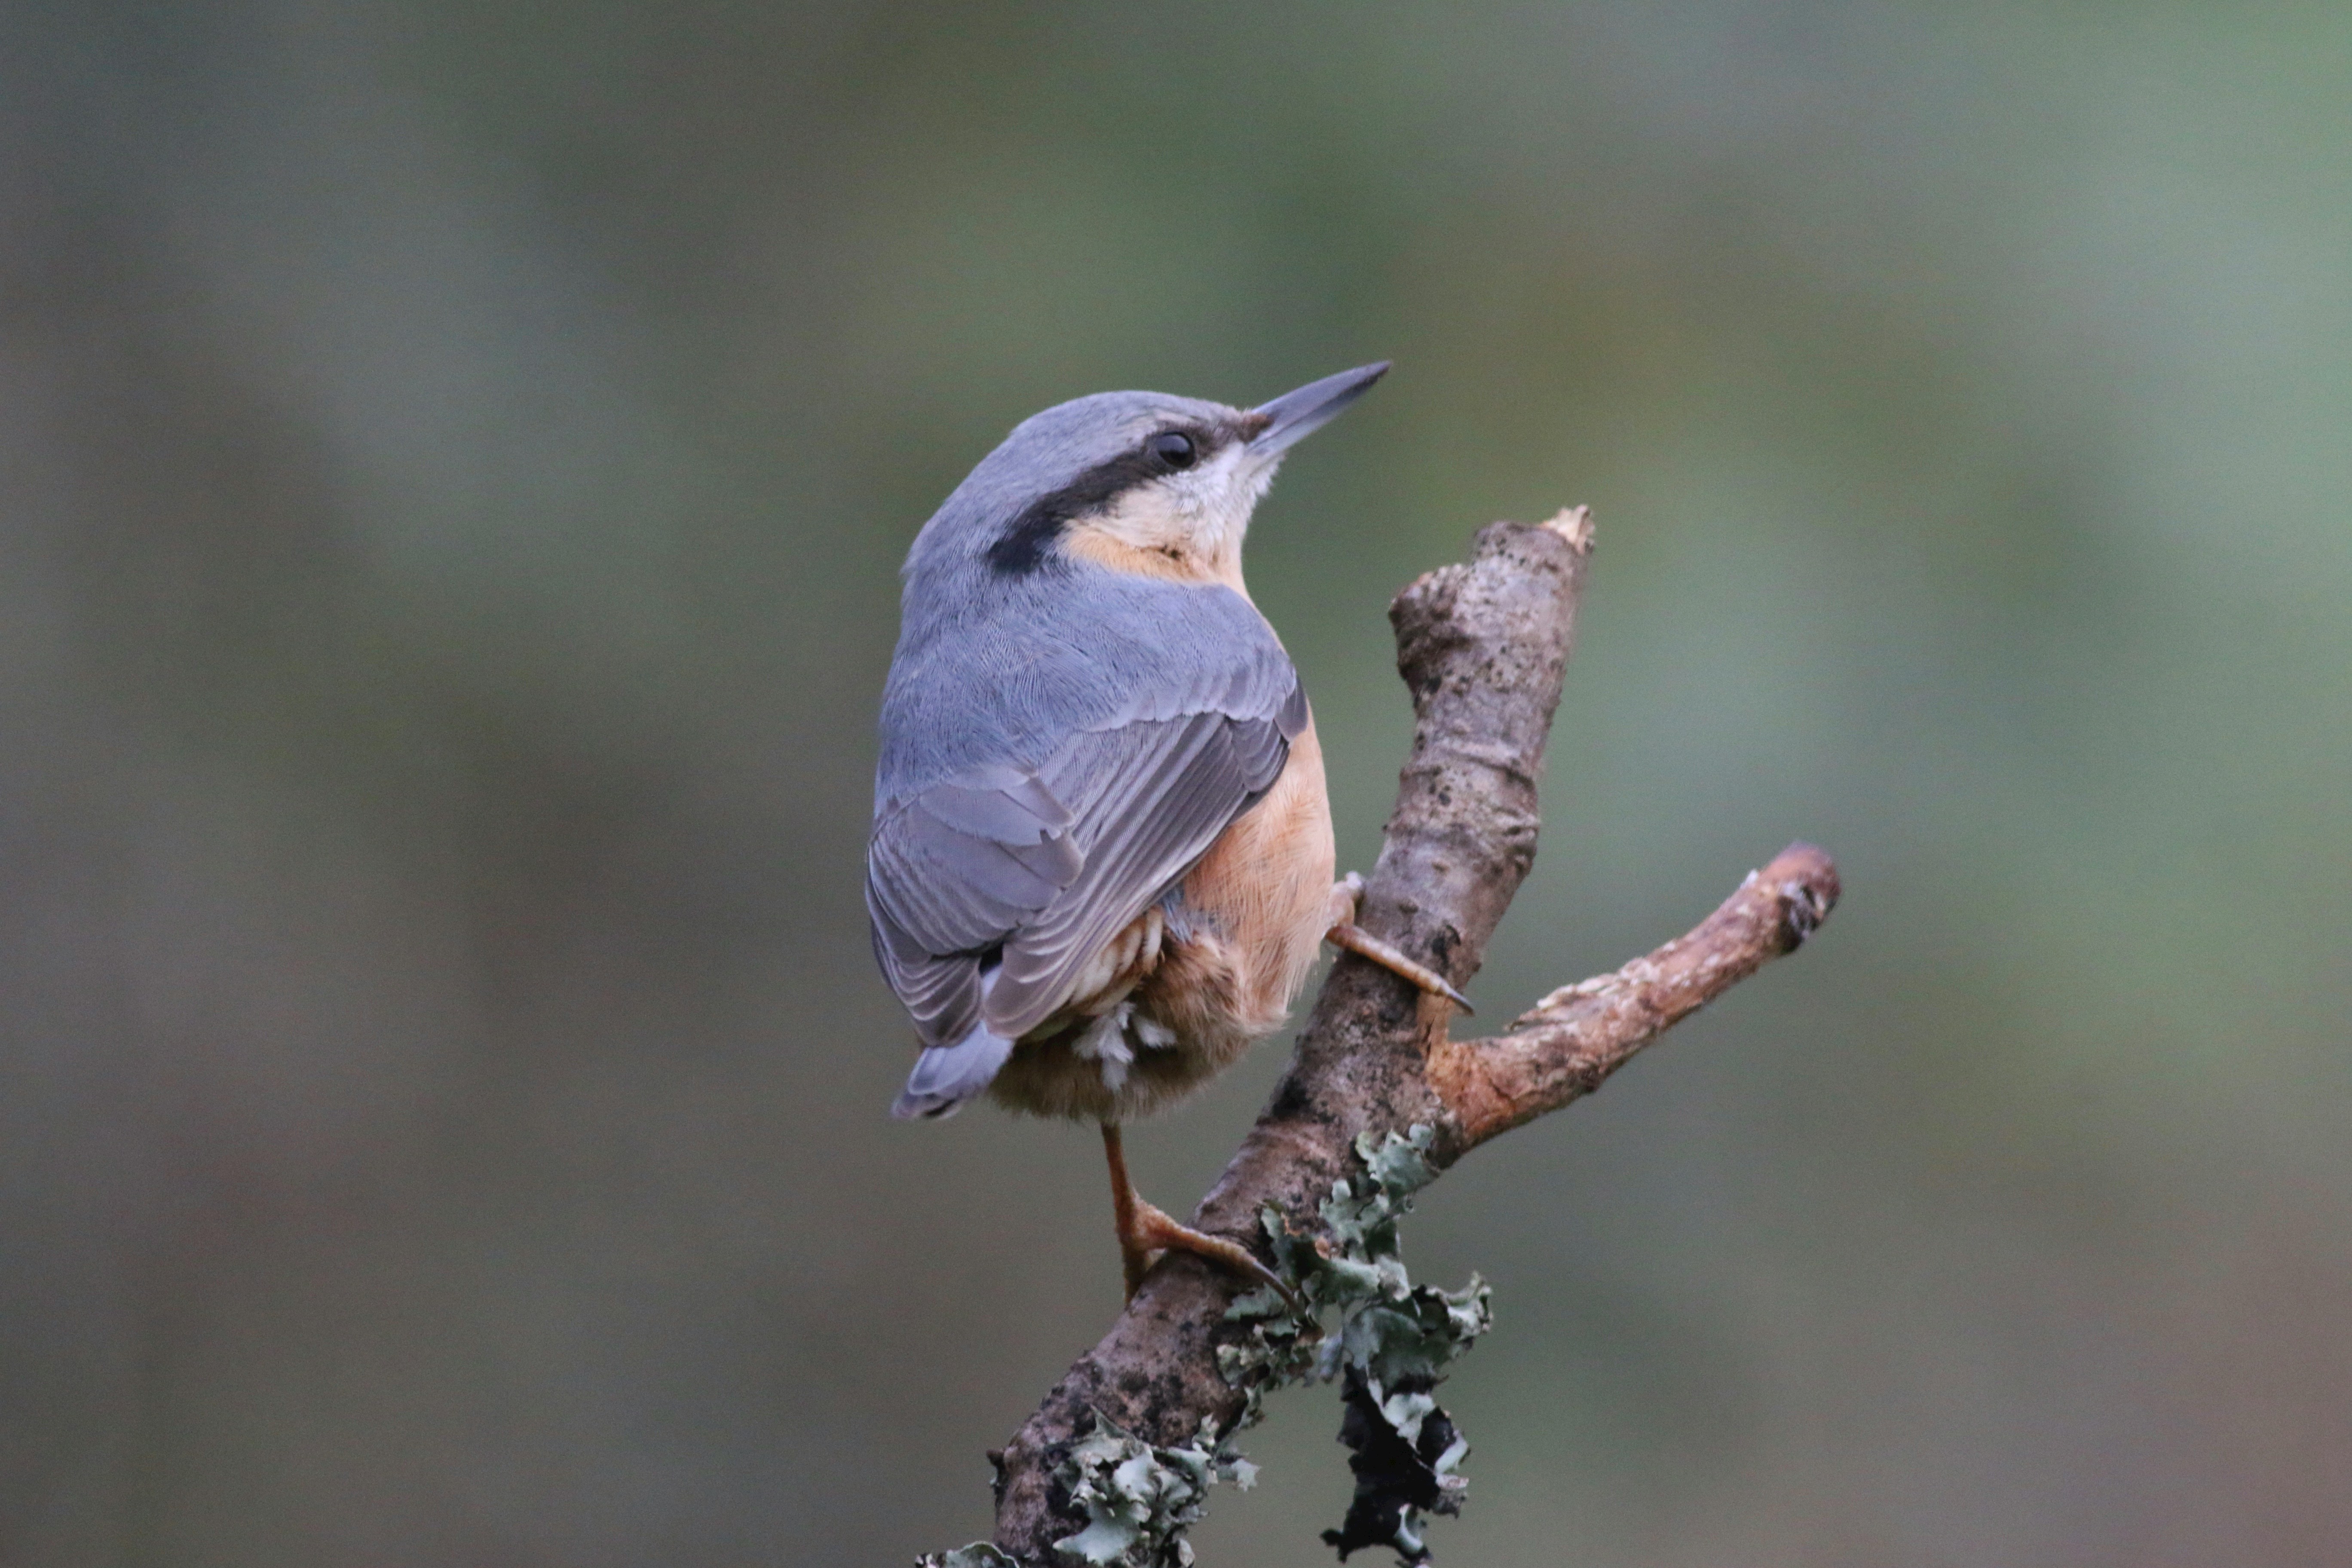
4,3,2349,1564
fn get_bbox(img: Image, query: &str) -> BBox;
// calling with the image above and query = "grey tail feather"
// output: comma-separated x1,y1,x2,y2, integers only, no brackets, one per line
890,1023,1016,1120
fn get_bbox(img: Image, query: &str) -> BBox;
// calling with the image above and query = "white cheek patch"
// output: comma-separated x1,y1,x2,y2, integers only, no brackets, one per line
1168,444,1277,553
1092,488,1190,549
1084,441,1279,565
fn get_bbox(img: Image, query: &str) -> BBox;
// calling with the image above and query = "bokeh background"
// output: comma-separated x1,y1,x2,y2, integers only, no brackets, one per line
5,3,2349,1564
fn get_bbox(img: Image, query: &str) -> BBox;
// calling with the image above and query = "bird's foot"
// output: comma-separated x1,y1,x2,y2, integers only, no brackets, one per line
1119,1194,1297,1306
1324,872,1474,1013
1102,1122,1297,1305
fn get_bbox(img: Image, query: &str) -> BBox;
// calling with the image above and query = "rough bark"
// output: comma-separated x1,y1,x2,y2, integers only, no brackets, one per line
987,508,1841,1562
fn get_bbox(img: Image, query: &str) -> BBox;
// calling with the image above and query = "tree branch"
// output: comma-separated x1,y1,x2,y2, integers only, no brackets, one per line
1427,840,1839,1149
984,508,1841,1563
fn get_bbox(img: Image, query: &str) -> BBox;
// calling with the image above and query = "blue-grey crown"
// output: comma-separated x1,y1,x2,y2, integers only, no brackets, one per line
904,390,1246,578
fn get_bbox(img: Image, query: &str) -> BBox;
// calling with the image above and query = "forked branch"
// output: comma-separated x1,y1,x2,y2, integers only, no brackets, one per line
980,508,1840,1564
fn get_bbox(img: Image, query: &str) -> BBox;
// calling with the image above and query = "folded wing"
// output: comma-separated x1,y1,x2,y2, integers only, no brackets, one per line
867,658,1305,1047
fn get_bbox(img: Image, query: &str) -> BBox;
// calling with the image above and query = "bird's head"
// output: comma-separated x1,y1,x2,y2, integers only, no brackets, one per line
914,363,1390,591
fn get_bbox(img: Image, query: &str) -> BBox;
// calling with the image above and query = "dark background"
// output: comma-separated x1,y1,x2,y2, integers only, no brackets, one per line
4,4,2348,1564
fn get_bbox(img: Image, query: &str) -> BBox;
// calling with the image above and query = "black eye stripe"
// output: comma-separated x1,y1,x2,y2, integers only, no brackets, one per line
985,423,1225,575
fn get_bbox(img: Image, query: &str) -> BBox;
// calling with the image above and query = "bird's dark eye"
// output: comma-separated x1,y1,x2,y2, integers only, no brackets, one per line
1148,431,1197,471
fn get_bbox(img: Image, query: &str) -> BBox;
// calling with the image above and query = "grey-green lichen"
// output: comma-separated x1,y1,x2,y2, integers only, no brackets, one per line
922,1128,1485,1568
1044,1410,1258,1567
916,1547,1020,1568
1221,1125,1491,1564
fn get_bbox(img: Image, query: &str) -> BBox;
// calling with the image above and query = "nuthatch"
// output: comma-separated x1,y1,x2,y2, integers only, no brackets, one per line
868,364,1467,1298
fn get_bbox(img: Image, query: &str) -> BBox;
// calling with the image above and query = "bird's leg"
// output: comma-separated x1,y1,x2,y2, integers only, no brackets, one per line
1325,872,1474,1013
1100,1123,1292,1303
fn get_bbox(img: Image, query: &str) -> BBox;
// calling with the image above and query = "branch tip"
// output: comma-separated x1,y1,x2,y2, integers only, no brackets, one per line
1540,504,1595,552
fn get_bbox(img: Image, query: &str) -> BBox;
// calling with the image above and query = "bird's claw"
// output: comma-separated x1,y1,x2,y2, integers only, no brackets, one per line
1325,921,1474,1014
1124,1198,1300,1308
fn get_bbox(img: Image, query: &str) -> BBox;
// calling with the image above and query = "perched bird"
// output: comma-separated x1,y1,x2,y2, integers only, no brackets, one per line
867,364,1466,1298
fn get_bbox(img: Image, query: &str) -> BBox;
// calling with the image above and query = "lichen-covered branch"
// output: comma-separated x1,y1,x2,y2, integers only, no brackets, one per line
971,508,1841,1565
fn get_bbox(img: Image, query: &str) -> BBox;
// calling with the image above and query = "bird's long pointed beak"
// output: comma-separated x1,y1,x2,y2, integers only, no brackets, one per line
1246,361,1390,457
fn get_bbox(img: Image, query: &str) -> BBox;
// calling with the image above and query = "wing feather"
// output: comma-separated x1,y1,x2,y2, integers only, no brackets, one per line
867,642,1305,1048
984,711,1261,1034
